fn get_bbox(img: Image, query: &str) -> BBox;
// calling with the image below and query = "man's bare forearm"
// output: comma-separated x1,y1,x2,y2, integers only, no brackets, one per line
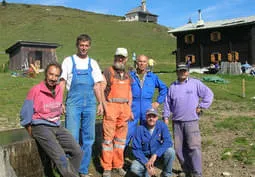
94,82,103,103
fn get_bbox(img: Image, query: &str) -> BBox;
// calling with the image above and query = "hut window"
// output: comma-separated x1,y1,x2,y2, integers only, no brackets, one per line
28,51,42,69
210,31,221,42
184,34,195,44
185,54,195,64
228,51,239,62
35,51,42,69
210,52,221,63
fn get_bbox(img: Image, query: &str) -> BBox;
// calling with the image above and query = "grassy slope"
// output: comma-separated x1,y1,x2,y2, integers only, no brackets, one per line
0,3,176,71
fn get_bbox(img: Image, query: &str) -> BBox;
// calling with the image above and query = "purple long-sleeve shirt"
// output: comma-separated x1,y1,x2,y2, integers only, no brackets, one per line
163,78,213,121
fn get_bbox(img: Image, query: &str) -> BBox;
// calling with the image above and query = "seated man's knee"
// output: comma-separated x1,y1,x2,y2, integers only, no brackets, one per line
130,160,144,177
163,147,175,159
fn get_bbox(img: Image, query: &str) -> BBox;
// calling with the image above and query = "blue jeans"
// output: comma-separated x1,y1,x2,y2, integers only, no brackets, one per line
65,105,96,174
130,147,175,177
173,120,202,176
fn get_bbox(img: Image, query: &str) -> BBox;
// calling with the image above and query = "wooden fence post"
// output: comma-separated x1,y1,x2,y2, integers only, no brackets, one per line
242,78,246,98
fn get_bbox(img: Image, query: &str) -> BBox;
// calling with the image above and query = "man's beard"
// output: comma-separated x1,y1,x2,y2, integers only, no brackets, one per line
113,62,125,71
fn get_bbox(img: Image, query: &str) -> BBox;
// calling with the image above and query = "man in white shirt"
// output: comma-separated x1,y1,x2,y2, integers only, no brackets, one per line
60,34,103,177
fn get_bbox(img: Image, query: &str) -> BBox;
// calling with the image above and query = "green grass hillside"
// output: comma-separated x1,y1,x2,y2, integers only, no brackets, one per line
0,3,176,71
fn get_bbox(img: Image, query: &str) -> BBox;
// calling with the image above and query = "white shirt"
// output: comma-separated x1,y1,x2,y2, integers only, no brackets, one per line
61,54,103,90
149,127,155,135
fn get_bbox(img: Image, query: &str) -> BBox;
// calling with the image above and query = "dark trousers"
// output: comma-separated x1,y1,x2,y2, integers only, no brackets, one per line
32,125,83,177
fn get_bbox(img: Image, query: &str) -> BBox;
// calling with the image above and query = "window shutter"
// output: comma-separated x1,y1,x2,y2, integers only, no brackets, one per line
218,53,222,61
210,31,221,42
192,55,195,63
228,53,232,62
185,56,189,62
185,34,194,44
218,32,221,40
211,54,215,63
235,52,239,61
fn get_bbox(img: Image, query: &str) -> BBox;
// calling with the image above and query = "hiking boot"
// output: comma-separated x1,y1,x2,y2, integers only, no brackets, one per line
112,168,126,176
102,170,112,177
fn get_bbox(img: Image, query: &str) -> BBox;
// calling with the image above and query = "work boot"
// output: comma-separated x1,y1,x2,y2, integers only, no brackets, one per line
112,168,126,176
102,170,111,177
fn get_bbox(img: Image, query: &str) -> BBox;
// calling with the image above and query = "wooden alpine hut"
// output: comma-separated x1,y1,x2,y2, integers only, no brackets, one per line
5,41,60,70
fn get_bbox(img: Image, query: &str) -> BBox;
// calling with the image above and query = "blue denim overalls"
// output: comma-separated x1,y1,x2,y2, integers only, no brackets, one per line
65,55,96,175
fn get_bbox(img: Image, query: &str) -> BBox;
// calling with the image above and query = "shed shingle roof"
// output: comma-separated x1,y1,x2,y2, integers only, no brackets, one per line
6,41,60,54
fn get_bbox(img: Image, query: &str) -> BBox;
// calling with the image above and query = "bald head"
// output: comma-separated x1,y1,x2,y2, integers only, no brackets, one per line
136,55,148,73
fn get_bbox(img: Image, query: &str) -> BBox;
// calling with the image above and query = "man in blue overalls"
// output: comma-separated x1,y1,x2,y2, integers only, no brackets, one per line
60,34,104,177
126,55,168,147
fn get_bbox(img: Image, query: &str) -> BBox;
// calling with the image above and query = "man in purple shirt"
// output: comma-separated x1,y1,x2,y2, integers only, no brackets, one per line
163,63,213,177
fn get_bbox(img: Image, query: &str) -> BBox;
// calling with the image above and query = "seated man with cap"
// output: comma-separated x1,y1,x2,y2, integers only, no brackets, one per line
130,108,175,177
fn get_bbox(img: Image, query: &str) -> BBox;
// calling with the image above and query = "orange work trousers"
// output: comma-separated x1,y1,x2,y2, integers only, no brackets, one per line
101,102,131,170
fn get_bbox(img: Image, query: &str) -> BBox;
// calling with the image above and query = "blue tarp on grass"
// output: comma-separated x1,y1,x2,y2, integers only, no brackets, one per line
202,76,229,84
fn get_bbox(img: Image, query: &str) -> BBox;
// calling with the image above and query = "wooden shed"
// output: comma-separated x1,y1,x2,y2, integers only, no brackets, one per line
125,0,158,23
5,41,60,70
169,11,255,69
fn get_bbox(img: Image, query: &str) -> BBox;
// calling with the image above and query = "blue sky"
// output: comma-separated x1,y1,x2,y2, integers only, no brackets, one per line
6,0,255,28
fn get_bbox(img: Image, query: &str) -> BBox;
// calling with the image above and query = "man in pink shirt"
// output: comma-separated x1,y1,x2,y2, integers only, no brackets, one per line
20,63,83,177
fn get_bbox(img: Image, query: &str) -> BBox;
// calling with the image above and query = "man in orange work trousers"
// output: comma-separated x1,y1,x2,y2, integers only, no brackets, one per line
101,48,133,177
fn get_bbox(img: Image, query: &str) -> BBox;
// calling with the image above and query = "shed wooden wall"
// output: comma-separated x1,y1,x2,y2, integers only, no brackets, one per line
9,47,57,70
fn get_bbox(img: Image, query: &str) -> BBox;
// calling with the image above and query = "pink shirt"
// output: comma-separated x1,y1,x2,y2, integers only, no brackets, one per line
20,81,63,126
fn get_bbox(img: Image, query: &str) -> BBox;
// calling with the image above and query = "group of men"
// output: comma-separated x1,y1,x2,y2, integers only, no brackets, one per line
20,34,214,177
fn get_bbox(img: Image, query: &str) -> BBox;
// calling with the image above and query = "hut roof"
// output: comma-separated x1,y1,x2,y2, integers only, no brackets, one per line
125,6,158,17
169,15,255,34
5,41,60,54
